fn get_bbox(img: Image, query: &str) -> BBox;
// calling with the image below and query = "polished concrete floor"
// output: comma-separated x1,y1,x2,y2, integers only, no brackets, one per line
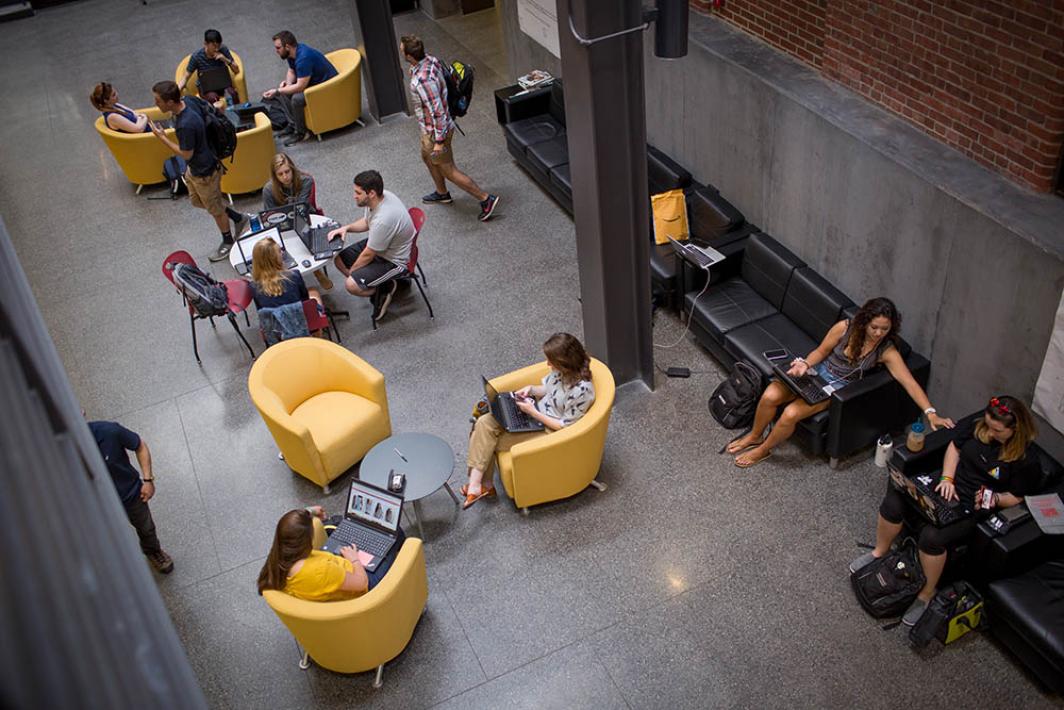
2,1,1060,708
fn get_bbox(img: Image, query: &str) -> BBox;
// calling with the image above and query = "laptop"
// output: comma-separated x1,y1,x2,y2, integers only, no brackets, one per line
771,360,834,405
298,220,344,260
666,236,726,271
322,479,404,572
231,226,295,276
224,109,255,132
888,466,969,526
197,66,233,95
482,376,544,433
259,201,310,234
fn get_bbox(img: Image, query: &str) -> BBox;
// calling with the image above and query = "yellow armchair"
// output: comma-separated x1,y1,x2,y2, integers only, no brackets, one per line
94,106,176,193
263,530,428,685
248,339,392,493
175,50,248,103
220,112,275,200
489,357,615,512
304,48,364,140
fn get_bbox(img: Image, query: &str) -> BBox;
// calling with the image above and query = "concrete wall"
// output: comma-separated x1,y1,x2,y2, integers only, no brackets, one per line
498,0,562,79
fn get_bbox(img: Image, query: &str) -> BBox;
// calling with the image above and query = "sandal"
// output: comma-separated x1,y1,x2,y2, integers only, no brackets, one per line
460,484,496,498
463,489,494,509
734,449,773,469
723,436,764,455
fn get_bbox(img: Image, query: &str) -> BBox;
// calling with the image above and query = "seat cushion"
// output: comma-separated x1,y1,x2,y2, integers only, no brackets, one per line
549,79,566,125
688,184,745,242
780,267,855,342
740,233,806,310
650,243,677,283
647,145,692,195
686,279,777,343
550,163,572,200
526,135,570,180
988,558,1064,680
724,313,820,379
504,114,565,151
291,391,386,477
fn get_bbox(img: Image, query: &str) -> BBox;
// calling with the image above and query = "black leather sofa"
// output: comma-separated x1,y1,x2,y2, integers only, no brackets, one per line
683,231,932,464
500,80,573,213
891,416,1064,693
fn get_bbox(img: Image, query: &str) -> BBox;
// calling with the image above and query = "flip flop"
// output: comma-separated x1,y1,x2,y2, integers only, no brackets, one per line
463,489,493,509
722,437,764,455
734,450,773,469
460,484,496,498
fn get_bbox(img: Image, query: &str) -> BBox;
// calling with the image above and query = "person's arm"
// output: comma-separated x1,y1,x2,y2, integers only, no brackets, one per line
297,175,314,205
345,244,378,273
788,321,846,376
135,440,155,502
281,75,310,95
515,398,565,431
881,347,953,430
151,121,193,160
177,69,193,91
262,184,277,211
415,79,449,145
220,47,239,75
339,545,370,594
107,112,145,134
934,441,961,501
327,216,369,241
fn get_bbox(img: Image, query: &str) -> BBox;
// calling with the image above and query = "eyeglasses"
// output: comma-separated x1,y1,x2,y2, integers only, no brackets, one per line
988,397,1011,416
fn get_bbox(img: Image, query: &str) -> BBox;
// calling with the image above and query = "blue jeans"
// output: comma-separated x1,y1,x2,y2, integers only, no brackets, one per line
367,527,407,590
814,363,851,391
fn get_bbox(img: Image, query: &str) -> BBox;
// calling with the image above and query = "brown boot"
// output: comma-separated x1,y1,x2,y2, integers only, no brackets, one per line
148,550,174,574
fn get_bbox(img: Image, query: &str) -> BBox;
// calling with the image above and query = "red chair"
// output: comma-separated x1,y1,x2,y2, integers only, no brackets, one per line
162,250,256,362
307,178,324,215
302,299,341,343
370,208,434,331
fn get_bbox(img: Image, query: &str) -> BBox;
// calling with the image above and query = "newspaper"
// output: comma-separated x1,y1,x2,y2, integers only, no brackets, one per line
518,70,553,90
1026,493,1064,535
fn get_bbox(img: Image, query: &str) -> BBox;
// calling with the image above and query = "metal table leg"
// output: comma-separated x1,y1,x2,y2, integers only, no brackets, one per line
407,500,426,540
443,481,461,508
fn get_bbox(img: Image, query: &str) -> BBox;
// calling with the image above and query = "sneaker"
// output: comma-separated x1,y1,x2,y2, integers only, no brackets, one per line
283,131,310,147
231,212,250,237
478,194,500,222
373,281,397,321
848,551,878,574
422,191,453,204
902,597,929,627
148,550,174,574
208,241,232,262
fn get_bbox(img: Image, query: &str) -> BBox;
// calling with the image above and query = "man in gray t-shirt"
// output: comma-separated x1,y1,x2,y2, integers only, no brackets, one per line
331,170,416,321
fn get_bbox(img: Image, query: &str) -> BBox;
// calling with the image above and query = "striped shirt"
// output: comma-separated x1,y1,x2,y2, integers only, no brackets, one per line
409,55,454,142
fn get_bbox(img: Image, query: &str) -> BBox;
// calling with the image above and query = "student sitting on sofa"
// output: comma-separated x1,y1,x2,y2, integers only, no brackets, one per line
91,82,149,133
462,332,596,509
257,506,405,601
849,395,1041,626
726,297,953,468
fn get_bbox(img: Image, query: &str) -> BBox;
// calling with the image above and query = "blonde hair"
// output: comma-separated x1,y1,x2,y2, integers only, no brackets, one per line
251,239,287,297
974,395,1037,463
269,153,304,207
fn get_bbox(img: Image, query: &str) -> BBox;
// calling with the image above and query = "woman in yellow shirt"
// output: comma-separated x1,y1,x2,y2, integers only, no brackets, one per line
256,507,405,601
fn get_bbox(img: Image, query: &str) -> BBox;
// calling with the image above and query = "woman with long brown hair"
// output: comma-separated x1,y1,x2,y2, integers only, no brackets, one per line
850,395,1041,626
262,152,318,212
462,333,596,509
726,297,952,468
90,82,149,133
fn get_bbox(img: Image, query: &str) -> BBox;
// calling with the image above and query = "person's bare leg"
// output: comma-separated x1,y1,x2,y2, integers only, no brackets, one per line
872,514,903,557
333,254,351,277
467,467,489,496
343,275,374,297
736,399,828,465
438,163,488,202
917,551,947,601
726,382,793,453
421,152,448,195
307,287,323,307
212,212,230,233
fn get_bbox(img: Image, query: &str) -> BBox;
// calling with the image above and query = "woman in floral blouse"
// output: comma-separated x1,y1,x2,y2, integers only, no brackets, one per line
462,333,596,509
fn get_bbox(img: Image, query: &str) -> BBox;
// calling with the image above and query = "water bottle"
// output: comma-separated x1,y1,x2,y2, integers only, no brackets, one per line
906,420,926,452
874,434,893,468
249,214,262,232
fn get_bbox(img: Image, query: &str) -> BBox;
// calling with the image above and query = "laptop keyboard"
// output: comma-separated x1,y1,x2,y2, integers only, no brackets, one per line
329,521,393,557
789,375,829,404
307,227,339,258
499,394,538,430
684,245,717,270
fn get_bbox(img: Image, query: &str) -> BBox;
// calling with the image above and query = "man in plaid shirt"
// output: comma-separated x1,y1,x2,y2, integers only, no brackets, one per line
401,35,500,222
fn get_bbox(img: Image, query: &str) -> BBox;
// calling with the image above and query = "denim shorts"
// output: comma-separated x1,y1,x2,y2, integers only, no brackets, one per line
815,364,851,390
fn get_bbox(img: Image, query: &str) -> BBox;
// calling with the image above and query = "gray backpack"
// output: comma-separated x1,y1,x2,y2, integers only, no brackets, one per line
169,262,229,318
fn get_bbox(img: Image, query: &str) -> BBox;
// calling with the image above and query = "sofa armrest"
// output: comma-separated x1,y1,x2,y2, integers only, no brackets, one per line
494,84,552,125
489,361,552,394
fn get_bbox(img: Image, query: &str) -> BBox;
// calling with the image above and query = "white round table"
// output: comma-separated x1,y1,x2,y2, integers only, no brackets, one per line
228,213,343,275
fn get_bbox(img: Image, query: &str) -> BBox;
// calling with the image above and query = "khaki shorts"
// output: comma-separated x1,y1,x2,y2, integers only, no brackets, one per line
184,166,227,217
420,130,455,167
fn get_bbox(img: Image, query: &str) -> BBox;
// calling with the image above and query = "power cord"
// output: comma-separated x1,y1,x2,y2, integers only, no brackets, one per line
652,276,711,349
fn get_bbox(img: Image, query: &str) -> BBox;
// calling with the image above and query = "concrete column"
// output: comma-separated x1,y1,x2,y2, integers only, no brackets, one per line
346,0,410,121
558,0,654,389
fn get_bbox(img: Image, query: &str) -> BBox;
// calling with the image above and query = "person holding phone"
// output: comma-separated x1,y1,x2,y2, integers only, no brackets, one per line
849,395,1041,626
726,297,952,468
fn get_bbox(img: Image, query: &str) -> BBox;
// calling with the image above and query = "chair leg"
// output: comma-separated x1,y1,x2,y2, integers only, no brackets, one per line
589,479,608,492
326,311,341,343
322,483,331,495
208,315,216,328
355,118,366,128
227,193,234,205
413,277,434,319
417,262,427,285
521,507,530,516
298,651,310,670
135,184,144,195
189,312,201,363
244,310,250,327
228,314,255,358
829,457,840,470
372,664,384,689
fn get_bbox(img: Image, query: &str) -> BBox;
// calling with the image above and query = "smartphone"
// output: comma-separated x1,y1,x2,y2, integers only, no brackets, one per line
763,349,788,362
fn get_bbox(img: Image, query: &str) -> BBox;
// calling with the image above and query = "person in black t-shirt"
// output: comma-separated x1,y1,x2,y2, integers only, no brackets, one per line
850,395,1040,627
89,420,174,574
150,80,250,263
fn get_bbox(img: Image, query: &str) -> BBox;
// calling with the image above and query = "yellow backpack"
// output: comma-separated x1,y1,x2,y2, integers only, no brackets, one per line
651,189,689,245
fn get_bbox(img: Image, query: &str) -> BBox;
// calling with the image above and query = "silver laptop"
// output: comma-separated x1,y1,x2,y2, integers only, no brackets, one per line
666,236,726,271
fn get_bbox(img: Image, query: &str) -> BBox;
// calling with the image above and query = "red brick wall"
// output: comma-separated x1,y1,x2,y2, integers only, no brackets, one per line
690,0,1064,193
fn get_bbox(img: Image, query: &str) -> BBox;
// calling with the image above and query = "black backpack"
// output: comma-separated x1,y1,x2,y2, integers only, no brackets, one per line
850,538,926,619
709,361,763,429
187,95,238,162
444,60,474,119
168,262,229,318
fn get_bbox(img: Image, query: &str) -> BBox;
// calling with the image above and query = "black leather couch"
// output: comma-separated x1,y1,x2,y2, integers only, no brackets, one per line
891,416,1064,693
683,231,932,464
501,80,573,213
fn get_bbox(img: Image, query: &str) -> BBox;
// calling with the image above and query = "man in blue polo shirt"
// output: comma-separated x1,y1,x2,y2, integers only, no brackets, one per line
262,29,338,146
89,420,173,574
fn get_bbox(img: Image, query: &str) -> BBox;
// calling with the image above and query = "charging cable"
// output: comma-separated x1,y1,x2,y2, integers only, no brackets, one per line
653,276,711,349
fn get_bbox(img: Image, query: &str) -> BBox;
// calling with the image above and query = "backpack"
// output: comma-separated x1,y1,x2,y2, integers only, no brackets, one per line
850,538,925,619
444,60,475,119
169,262,229,318
709,361,763,429
187,95,238,162
908,581,983,648
651,189,689,245
162,156,188,198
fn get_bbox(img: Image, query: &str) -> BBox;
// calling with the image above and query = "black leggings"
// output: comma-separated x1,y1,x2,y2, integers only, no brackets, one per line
879,484,977,556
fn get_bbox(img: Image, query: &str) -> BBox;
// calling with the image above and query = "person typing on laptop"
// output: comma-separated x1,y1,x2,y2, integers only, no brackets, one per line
727,297,952,468
257,506,406,602
177,29,241,107
849,395,1040,627
462,333,596,509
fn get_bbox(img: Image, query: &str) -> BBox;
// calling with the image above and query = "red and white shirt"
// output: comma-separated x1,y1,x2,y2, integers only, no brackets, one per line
409,55,454,142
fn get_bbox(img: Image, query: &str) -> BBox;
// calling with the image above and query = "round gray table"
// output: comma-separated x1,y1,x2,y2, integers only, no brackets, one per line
359,433,459,540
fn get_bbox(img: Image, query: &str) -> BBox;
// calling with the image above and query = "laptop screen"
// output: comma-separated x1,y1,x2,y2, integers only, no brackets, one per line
259,201,309,234
233,226,281,268
346,480,402,533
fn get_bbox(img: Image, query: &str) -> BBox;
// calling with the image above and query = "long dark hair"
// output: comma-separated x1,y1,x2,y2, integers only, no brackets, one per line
543,332,591,386
257,509,314,594
976,395,1037,463
846,297,900,363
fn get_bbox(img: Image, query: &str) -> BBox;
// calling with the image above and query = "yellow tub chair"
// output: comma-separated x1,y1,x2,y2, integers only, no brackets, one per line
220,112,275,201
488,357,615,512
304,48,364,140
94,106,176,194
248,339,392,494
175,50,248,103
263,519,428,686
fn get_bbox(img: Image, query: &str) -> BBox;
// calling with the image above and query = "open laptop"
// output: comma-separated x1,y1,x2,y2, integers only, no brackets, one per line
322,479,403,572
259,201,309,234
771,362,833,405
197,66,233,95
482,377,544,433
888,466,969,527
297,218,344,260
231,226,295,276
666,236,726,271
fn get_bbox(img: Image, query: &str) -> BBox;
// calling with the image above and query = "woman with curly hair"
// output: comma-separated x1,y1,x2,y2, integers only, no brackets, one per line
726,297,953,468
